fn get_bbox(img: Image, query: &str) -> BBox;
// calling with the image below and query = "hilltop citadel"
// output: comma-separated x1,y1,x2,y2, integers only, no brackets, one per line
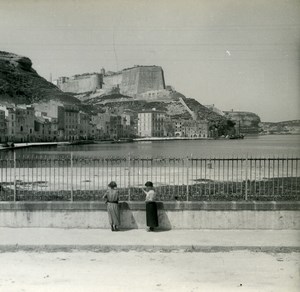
56,65,170,101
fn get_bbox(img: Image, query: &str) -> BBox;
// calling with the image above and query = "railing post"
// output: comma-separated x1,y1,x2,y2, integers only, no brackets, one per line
70,152,73,202
13,151,16,202
245,155,248,201
127,153,131,201
186,156,190,201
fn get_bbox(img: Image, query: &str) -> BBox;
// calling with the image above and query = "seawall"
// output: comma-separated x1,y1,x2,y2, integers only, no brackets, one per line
0,201,299,230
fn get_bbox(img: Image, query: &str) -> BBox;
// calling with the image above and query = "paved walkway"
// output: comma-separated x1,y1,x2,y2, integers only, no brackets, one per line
0,228,299,252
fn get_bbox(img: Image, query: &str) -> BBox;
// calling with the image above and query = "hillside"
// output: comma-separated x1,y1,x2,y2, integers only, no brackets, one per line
0,51,80,105
0,50,235,136
83,91,228,122
260,120,300,135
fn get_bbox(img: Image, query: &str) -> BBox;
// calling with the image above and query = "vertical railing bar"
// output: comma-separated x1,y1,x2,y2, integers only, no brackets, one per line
226,158,229,196
194,159,199,199
235,158,238,197
231,158,234,197
268,158,271,198
295,159,298,196
13,151,16,202
128,153,131,201
208,159,211,198
272,158,275,198
204,158,207,197
177,158,179,199
281,158,284,197
291,158,294,197
186,156,189,201
70,152,73,201
213,158,216,196
222,159,225,197
277,158,280,198
258,159,261,198
254,159,256,196
286,157,289,199
245,156,248,201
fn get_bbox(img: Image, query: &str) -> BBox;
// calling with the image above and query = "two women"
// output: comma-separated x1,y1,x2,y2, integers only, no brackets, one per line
103,180,158,232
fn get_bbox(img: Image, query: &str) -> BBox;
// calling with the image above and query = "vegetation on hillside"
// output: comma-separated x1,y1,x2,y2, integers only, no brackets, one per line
0,51,80,105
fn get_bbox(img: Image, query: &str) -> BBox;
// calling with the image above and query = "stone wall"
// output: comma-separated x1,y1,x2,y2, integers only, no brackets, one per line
135,66,165,94
57,66,165,98
58,74,102,94
0,201,299,230
103,73,122,91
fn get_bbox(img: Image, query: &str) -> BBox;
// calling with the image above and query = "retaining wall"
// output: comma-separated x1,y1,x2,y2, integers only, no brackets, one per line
0,201,299,229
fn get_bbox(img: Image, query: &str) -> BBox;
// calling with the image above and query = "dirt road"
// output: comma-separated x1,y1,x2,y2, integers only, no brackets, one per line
0,251,299,292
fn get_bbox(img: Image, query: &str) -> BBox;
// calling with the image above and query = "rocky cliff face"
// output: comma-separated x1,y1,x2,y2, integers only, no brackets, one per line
223,111,261,134
0,51,80,105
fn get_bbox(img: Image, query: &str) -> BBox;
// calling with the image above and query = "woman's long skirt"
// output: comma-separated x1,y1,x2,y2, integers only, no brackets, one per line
107,202,120,226
146,201,158,227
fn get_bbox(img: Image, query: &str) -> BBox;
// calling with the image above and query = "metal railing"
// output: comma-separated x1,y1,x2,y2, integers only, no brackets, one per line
0,153,299,201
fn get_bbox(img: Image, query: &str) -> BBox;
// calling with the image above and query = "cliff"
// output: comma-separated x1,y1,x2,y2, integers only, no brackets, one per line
0,51,80,105
223,111,261,134
260,120,300,135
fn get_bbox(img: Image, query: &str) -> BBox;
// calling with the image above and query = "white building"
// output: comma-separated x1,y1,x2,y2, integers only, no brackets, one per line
138,109,165,137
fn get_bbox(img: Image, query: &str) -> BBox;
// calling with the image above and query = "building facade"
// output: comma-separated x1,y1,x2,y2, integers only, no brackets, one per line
6,106,35,142
0,109,6,142
58,105,80,141
173,119,209,138
138,109,165,137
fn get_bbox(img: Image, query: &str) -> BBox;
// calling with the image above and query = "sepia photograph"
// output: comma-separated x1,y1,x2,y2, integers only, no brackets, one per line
0,0,299,291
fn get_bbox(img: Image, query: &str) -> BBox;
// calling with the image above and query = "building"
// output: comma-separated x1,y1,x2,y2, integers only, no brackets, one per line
107,115,124,139
138,109,165,137
0,109,6,142
121,110,137,138
33,100,63,119
78,111,91,140
6,106,35,142
173,119,209,138
58,105,79,141
91,113,111,139
34,116,58,141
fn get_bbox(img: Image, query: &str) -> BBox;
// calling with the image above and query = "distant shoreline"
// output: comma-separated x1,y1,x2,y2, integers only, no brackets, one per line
1,133,299,151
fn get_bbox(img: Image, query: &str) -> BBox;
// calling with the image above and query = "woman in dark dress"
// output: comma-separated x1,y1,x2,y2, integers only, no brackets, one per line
103,181,120,231
142,181,158,232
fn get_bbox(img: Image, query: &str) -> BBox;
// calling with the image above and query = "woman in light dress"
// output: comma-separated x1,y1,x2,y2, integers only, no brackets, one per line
103,181,120,231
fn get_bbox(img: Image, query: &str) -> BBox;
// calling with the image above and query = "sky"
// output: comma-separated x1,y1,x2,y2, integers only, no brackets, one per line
0,0,299,122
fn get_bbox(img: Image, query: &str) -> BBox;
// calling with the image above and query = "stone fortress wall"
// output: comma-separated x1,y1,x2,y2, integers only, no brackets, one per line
57,74,102,94
102,72,122,91
57,66,166,98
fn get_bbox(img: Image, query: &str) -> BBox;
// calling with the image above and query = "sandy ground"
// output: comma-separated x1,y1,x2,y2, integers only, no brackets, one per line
0,251,299,292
